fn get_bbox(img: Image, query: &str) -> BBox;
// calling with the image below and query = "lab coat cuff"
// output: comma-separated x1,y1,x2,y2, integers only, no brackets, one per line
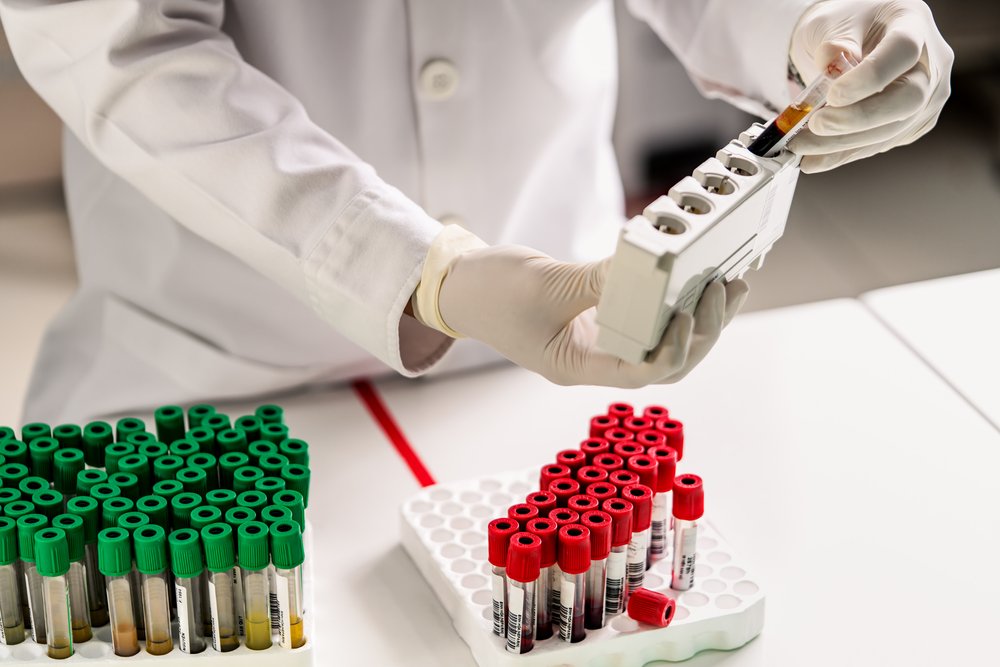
746,0,822,111
412,224,488,338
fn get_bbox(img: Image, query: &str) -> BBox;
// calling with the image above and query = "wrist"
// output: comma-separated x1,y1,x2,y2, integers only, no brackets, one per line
411,224,487,337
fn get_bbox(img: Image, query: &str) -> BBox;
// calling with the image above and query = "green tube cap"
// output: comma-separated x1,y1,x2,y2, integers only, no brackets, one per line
216,428,248,456
281,464,311,508
28,437,59,479
52,514,85,562
153,455,185,483
82,421,114,467
117,454,150,484
233,466,264,493
0,426,14,442
236,490,267,513
32,489,64,520
52,424,83,451
186,427,216,455
151,480,183,506
21,423,51,446
66,496,99,544
205,488,237,513
154,405,186,445
169,439,200,459
168,528,204,579
17,513,49,562
269,520,304,570
278,438,309,466
260,423,289,446
125,432,157,449
0,516,17,565
201,522,235,572
190,505,222,532
0,488,21,506
53,448,85,494
18,476,49,497
97,527,132,577
108,472,140,500
134,524,167,575
35,526,70,577
170,492,202,530
224,506,256,528
202,414,230,434
4,500,35,522
88,483,122,504
118,511,150,534
104,443,135,475
255,404,284,425
138,442,168,463
274,490,305,532
218,453,249,489
136,495,169,528
238,521,270,571
0,463,29,487
260,505,293,525
234,415,262,440
254,477,285,501
176,467,208,495
187,404,216,429
76,468,108,496
115,417,146,442
102,497,134,529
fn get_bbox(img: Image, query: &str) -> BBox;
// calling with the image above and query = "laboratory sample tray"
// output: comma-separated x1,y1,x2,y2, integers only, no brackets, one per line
400,469,764,666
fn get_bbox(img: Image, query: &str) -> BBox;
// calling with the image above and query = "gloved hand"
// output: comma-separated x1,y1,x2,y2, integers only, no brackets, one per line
788,0,954,173
412,226,749,388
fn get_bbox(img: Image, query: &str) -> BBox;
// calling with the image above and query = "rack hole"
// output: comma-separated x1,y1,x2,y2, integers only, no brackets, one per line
721,154,759,177
654,216,688,235
673,193,712,215
698,173,738,195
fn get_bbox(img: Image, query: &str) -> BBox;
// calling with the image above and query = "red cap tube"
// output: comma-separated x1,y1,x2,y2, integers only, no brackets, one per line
581,510,612,560
627,588,676,627
576,465,609,485
585,482,618,504
613,441,645,460
549,508,580,529
601,498,634,547
548,478,581,507
589,415,616,439
579,438,610,464
557,524,592,575
622,416,652,435
592,453,624,474
643,405,669,421
654,418,685,461
626,454,658,491
488,518,520,567
507,503,540,529
604,428,635,447
635,429,667,451
526,518,558,568
607,403,634,420
525,491,558,518
556,449,587,473
506,532,542,583
672,474,704,521
567,494,599,515
646,446,678,494
609,469,640,492
622,484,653,532
539,463,572,491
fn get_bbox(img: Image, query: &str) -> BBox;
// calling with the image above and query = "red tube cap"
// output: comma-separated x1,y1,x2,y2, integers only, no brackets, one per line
589,415,616,439
613,441,645,460
646,446,678,494
556,449,586,473
592,453,624,474
585,482,618,504
548,478,581,507
643,405,669,421
655,418,685,461
627,588,676,628
635,429,667,451
539,463,572,491
622,416,653,435
604,428,635,447
579,438,610,464
626,454,658,491
622,484,653,532
557,524,591,575
607,403,634,420
576,465,609,485
506,532,542,583
507,503,540,529
581,510,612,560
673,474,704,521
526,518,558,568
609,469,640,492
601,497,633,547
567,494,599,514
525,491,558,518
487,518,520,567
549,508,580,529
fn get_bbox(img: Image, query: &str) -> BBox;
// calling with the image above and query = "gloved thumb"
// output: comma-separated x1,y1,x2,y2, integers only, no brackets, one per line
543,256,611,318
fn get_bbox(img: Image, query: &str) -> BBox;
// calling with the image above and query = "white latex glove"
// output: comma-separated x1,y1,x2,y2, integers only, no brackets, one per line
413,227,749,388
788,0,954,173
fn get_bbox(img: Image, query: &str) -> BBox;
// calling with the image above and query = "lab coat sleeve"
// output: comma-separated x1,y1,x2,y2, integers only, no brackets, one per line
625,0,821,116
0,0,453,376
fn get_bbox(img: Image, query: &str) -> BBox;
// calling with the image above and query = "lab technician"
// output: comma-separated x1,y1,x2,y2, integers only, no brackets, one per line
0,1,951,422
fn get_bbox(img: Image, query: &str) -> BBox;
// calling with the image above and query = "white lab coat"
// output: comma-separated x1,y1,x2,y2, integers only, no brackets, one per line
1,0,813,423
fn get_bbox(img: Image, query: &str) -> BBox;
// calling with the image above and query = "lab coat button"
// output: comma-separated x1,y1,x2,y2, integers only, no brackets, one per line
419,59,459,100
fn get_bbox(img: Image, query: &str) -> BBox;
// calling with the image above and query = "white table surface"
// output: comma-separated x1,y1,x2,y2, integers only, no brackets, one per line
371,299,1000,667
863,268,1000,432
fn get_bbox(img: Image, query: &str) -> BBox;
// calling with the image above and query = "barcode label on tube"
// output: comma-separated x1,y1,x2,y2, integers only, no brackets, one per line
276,575,292,649
491,572,505,637
550,565,561,625
268,566,279,630
505,585,524,653
559,580,575,642
650,494,669,557
208,578,221,652
626,531,648,594
605,549,626,614
176,583,191,653
231,566,245,637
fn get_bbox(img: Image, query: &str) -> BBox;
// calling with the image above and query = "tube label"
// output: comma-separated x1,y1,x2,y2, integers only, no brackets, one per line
550,564,562,626
672,524,698,590
268,565,279,630
626,529,648,595
207,578,221,652
176,583,192,653
491,571,505,637
558,580,575,642
231,566,245,637
505,585,524,653
650,493,670,558
276,575,293,649
605,550,626,614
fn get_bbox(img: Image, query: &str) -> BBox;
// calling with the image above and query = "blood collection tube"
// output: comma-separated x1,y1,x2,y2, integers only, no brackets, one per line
524,491,557,518
607,402,633,421
622,484,652,601
525,518,556,641
626,454,658,492
487,518,519,638
579,437,610,464
17,513,48,643
506,503,539,530
609,469,640,494
168,528,207,654
270,520,306,649
588,415,616,439
600,498,632,616
671,474,704,591
238,521,272,650
538,464,571,491
34,527,73,659
28,437,58,481
647,447,678,562
635,429,667,452
622,416,652,435
604,428,634,449
555,449,586,475
581,510,611,629
627,588,676,628
557,525,590,643
51,514,92,642
567,494,599,515
98,528,140,656
548,508,578,629
134,525,173,655
153,405,186,446
201,523,240,651
548,478,580,508
504,532,540,654
0,517,26,645
576,465,609,486
66,496,107,629
585,482,618,505
613,441,644,461
643,405,669,421
592,453,624,474
654,419,685,461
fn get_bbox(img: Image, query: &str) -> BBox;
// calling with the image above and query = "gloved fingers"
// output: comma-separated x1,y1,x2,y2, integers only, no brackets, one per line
798,141,887,174
637,310,694,385
540,256,612,320
791,117,910,155
722,279,750,328
809,63,931,135
666,283,726,382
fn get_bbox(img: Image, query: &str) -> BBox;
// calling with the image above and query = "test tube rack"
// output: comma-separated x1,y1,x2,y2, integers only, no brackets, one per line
0,527,315,665
596,123,801,364
400,469,764,666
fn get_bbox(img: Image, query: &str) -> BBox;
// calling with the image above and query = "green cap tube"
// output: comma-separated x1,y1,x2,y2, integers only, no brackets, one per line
201,522,235,572
4,500,35,522
53,448,85,495
176,467,208,495
88,483,122,504
254,477,286,502
186,427,215,455
0,441,28,468
281,464,310,508
21,423,50,446
260,505,293,525
258,453,290,477
190,505,222,532
236,490,267,514
104,443,135,475
237,521,270,571
233,415,261,442
66,496,99,544
218,453,249,490
108,472,140,500
82,421,114,467
35,526,70,577
233,466,264,493
118,511,150,534
0,516,17,565
170,492,202,530
0,463,28,489
18,476,49,497
260,423,289,445
52,424,83,451
17,513,49,562
187,404,216,429
247,441,277,466
133,524,167,575
224,506,256,529
278,438,309,466
117,454,150,495
0,426,14,442
28,437,59,480
76,468,108,496
273,490,305,533
102,497,134,529
215,428,248,456
51,514,85,562
186,453,217,489
125,432,158,450
269,520,304,570
255,405,284,425
202,413,231,434
115,417,146,443
32,489,64,520
97,527,132,577
154,405,186,446
151,479,183,504
168,528,204,579
0,488,21,506
205,488,237,513
136,495,169,528
153,454,185,484
169,439,200,459
138,442,168,464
